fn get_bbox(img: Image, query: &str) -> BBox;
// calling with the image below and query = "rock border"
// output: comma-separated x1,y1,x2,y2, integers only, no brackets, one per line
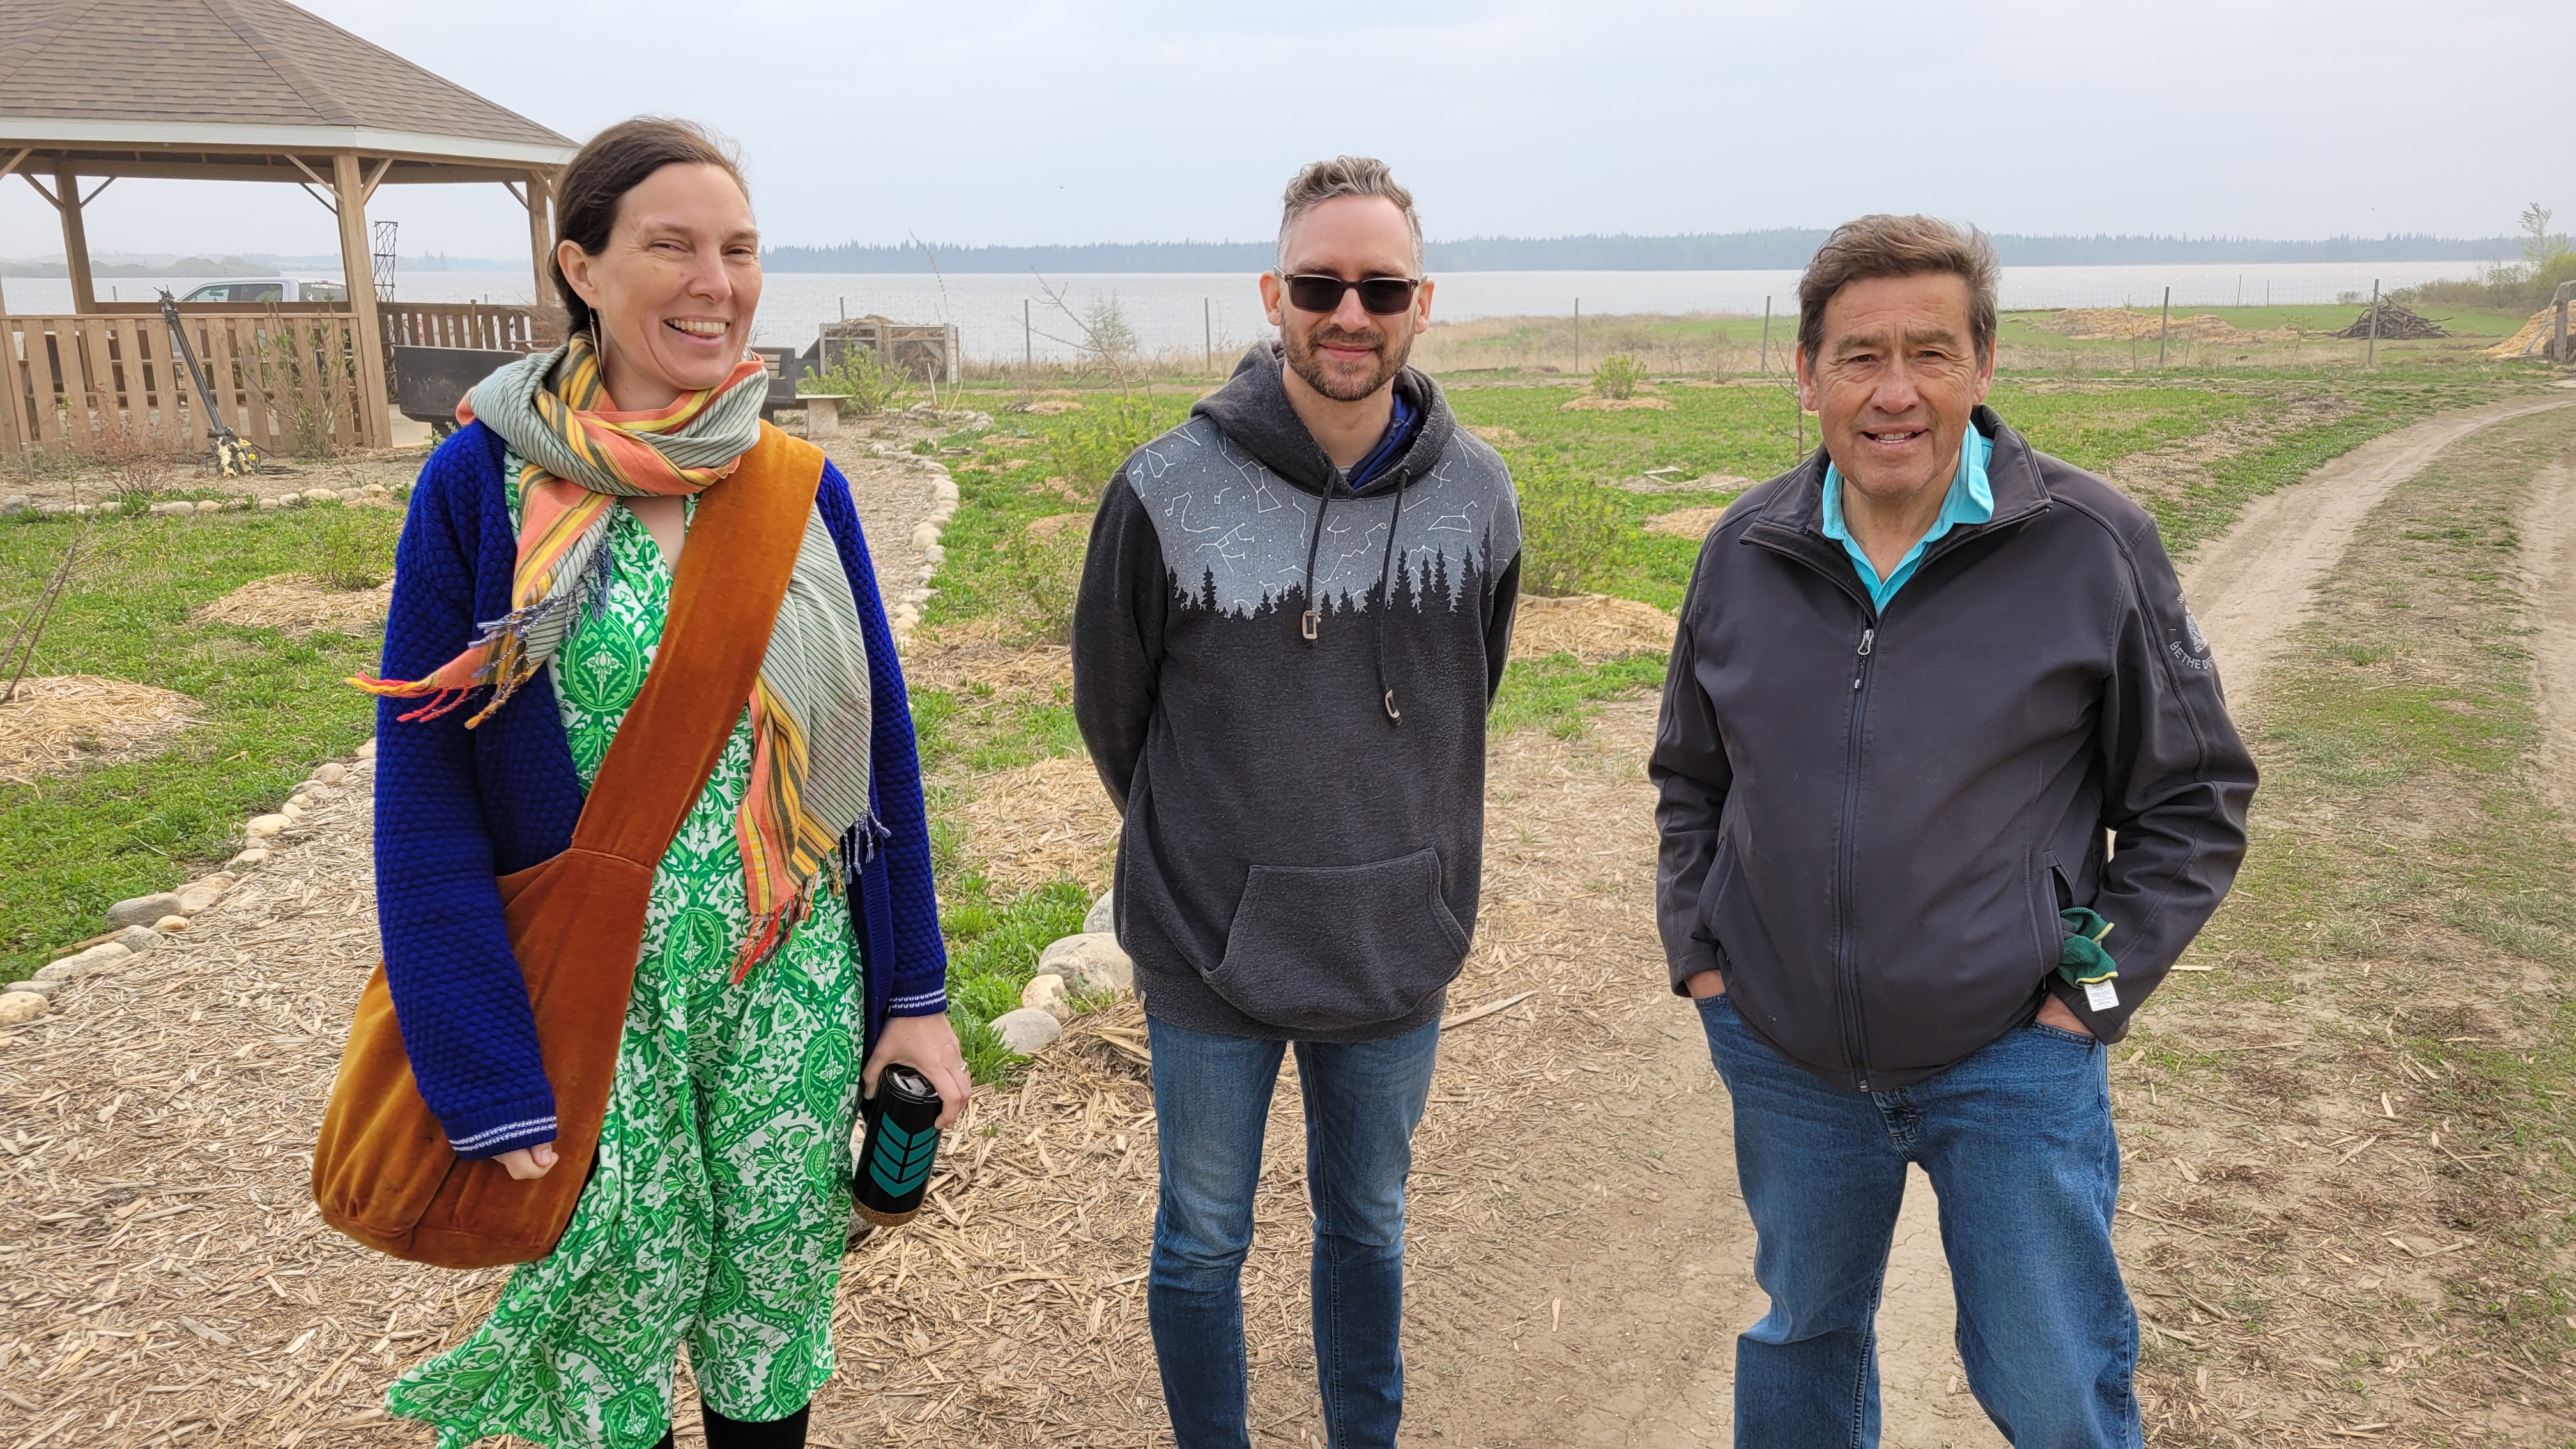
870,406,989,645
3,484,401,520
0,740,377,1030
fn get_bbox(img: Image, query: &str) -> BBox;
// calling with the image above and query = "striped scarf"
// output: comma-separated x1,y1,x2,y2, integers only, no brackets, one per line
355,335,877,978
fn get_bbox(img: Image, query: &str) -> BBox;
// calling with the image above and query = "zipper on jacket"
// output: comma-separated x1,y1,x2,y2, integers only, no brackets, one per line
1837,623,1878,1090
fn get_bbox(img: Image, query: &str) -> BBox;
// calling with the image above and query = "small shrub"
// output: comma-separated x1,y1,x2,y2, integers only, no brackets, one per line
1514,453,1626,597
312,510,392,590
252,318,353,458
1008,522,1088,645
1592,353,1649,399
1044,394,1169,503
801,345,914,416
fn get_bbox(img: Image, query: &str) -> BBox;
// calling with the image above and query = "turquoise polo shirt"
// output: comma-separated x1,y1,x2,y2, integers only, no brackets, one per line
1821,426,1994,612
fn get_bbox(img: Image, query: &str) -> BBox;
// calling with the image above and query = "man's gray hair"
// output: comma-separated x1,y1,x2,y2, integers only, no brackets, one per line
1797,215,2001,362
1276,157,1425,274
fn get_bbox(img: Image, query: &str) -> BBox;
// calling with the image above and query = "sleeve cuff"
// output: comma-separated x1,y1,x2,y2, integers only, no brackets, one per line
440,1096,560,1160
887,988,949,1017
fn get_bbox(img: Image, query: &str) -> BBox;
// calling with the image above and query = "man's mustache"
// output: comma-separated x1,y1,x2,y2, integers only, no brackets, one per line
1305,323,1386,353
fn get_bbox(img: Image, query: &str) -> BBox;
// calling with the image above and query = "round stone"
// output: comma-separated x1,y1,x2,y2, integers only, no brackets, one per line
1083,889,1116,937
244,814,289,838
36,942,129,981
0,993,49,1026
991,1008,1062,1055
1021,972,1071,1021
356,740,378,760
227,848,270,869
1038,933,1133,995
194,500,222,513
153,915,190,933
313,763,348,785
258,496,283,511
10,975,61,998
107,893,181,928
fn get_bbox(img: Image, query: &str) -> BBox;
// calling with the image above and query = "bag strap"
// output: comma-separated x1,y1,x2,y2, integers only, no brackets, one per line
569,422,827,869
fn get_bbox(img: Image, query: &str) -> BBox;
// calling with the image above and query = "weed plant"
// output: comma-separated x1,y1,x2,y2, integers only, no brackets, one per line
800,345,916,415
1043,395,1169,504
1591,353,1649,399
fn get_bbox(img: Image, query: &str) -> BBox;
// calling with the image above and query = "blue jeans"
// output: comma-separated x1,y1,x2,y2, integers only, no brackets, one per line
1696,992,2141,1448
1145,1013,1441,1449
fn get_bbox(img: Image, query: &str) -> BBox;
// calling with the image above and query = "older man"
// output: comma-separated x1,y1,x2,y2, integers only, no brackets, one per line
1074,157,1519,1449
1652,215,2256,1445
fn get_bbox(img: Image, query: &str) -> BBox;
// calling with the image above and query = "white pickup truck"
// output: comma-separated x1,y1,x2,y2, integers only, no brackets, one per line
176,278,348,303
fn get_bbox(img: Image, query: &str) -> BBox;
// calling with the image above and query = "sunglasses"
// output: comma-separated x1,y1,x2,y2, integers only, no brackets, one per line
1281,273,1423,316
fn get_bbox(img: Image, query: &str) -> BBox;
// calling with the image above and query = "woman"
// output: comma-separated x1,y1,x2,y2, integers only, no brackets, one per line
358,118,965,1449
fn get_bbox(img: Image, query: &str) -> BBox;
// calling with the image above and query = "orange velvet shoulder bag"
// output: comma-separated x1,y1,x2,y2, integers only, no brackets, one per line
312,424,826,1269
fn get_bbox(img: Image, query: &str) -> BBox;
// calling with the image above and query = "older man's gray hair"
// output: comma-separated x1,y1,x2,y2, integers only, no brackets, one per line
1277,157,1425,273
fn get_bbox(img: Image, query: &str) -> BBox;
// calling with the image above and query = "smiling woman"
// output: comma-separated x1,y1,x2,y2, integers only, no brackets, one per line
330,118,961,1449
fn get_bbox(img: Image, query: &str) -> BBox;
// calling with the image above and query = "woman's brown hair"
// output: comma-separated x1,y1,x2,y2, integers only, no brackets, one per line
549,117,750,338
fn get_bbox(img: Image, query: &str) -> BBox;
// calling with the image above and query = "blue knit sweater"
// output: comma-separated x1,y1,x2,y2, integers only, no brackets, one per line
373,422,948,1160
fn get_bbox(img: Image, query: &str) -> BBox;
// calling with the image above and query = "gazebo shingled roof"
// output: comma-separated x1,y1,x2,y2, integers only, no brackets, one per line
0,0,581,452
0,0,574,162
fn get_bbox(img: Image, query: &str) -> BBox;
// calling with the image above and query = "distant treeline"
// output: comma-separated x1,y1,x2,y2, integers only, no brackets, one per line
763,231,2526,273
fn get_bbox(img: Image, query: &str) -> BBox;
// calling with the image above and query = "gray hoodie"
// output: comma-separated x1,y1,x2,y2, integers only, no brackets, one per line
1072,345,1522,1041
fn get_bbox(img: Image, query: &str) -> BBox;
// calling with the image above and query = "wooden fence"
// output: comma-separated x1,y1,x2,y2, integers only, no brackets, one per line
0,312,371,460
379,301,555,355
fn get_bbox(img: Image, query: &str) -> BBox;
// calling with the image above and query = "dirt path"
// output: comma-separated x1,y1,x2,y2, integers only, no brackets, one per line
2516,440,2576,813
2177,395,2574,702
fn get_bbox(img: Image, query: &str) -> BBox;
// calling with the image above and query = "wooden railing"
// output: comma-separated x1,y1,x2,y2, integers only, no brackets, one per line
0,312,372,459
379,301,555,355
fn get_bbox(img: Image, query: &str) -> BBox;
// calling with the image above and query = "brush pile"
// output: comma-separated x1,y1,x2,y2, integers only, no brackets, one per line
2332,300,2447,341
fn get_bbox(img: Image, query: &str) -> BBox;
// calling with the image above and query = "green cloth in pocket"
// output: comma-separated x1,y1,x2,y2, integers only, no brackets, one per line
2056,907,2117,986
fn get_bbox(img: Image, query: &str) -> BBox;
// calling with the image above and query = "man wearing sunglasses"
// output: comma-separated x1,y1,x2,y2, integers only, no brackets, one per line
1073,157,1521,1449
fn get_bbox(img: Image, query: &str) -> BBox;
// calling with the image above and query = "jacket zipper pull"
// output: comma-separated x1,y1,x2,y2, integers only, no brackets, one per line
1852,627,1874,690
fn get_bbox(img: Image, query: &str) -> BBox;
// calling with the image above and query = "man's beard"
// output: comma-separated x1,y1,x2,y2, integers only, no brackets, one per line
1283,317,1411,401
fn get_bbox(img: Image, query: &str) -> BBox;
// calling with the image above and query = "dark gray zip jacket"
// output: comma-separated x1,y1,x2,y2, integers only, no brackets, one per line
1652,408,2255,1091
1074,345,1522,1041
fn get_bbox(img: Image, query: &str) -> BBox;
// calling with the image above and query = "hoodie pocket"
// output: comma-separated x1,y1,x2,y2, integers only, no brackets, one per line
1205,847,1471,1032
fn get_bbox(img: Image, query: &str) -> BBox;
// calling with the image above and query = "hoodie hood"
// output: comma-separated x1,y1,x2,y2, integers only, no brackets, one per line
1192,341,1458,499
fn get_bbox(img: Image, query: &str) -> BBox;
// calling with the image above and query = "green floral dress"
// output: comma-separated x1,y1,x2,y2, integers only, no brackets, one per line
388,479,864,1448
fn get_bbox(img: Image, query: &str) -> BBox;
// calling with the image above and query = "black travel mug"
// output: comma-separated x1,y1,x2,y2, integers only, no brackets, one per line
854,1065,944,1227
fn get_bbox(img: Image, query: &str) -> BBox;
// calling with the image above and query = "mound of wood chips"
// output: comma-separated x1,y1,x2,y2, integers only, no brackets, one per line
191,574,392,636
952,756,1119,893
1508,594,1676,663
0,674,199,784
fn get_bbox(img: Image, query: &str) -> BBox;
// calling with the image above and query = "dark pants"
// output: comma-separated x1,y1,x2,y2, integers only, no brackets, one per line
1697,992,2142,1448
654,1402,806,1448
1144,1012,1441,1449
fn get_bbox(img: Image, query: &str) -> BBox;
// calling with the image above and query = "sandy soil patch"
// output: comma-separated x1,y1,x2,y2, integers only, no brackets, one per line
1611,470,1754,494
1464,425,1528,448
1644,505,1729,540
951,755,1119,893
1025,511,1093,544
903,640,1073,699
0,674,199,784
1559,395,1674,412
191,574,392,636
2097,394,2359,513
8,447,432,512
1510,593,1675,662
2032,308,2277,344
1019,399,1087,415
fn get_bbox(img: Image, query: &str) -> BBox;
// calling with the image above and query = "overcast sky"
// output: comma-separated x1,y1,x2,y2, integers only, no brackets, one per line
2,0,2563,264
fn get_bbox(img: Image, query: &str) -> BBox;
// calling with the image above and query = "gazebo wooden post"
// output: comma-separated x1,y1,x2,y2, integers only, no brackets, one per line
330,151,391,446
525,170,555,302
55,158,97,314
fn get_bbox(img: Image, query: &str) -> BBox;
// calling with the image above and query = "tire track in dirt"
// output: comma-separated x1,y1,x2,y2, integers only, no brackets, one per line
2177,395,2575,706
2514,439,2576,814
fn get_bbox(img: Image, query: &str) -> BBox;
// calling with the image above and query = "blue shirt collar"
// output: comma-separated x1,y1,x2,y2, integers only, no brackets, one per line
1820,425,1993,612
1345,388,1418,492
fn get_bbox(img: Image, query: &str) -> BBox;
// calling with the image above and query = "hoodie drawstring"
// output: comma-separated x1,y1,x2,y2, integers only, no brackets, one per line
1294,471,1408,728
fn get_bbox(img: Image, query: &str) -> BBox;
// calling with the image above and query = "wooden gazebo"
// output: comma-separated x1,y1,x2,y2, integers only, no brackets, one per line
0,0,579,458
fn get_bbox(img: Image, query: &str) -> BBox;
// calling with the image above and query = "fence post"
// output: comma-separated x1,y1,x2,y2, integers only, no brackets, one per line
1761,296,1771,373
2366,279,2380,371
2158,287,2170,369
1023,298,1032,374
1573,298,1581,376
1204,297,1213,373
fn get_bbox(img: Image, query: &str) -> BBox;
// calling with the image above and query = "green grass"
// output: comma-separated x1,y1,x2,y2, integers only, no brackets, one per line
0,503,401,983
935,873,1094,1082
2152,404,2576,1358
1489,654,1669,738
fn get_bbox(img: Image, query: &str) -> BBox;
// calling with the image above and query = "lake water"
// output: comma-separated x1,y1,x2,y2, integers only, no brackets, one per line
6,258,2494,364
